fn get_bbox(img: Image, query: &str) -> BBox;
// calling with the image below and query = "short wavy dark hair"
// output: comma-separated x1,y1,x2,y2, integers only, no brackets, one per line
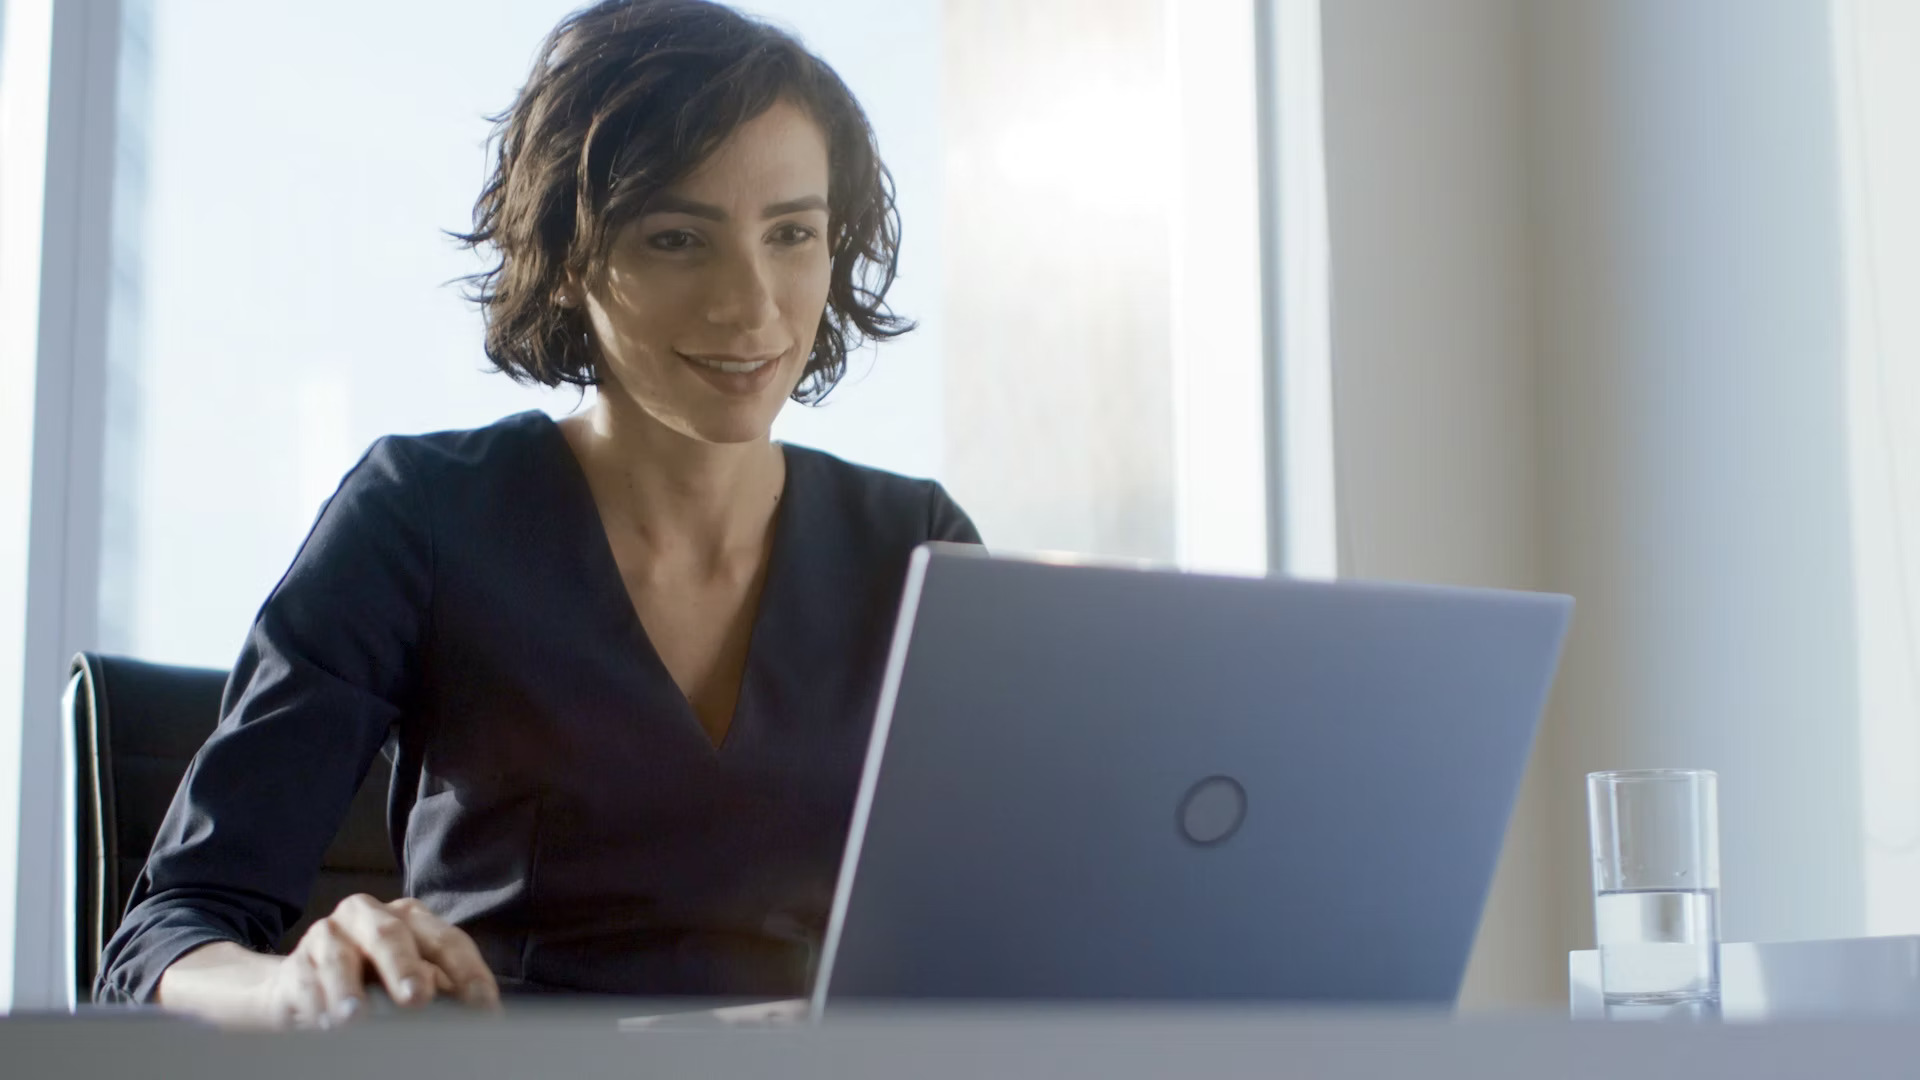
452,0,912,403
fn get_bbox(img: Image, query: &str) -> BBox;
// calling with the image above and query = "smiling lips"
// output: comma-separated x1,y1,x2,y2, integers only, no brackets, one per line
683,352,780,375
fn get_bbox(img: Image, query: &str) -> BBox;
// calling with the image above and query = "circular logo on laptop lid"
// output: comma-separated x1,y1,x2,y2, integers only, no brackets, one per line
1179,775,1248,846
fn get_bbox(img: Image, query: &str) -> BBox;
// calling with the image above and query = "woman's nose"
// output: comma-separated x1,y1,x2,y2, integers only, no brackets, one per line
703,256,781,332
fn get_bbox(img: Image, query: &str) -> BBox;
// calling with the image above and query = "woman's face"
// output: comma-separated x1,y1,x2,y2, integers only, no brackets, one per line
578,100,833,445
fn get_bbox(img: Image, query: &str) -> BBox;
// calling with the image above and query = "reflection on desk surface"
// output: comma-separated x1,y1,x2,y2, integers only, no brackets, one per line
12,1004,1920,1080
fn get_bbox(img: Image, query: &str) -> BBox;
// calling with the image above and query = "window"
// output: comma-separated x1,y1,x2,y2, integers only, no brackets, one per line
4,0,1276,1007
97,0,1270,668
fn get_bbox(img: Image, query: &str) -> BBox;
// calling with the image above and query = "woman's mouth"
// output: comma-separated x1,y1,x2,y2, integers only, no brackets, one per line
684,353,777,375
678,350,786,396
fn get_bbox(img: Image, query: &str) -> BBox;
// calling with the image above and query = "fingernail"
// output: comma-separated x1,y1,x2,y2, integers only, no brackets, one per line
462,979,489,1004
333,997,361,1022
398,977,421,1003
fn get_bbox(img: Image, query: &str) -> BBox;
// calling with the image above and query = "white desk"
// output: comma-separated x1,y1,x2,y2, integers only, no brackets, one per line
10,1005,1920,1079
1570,935,1920,1020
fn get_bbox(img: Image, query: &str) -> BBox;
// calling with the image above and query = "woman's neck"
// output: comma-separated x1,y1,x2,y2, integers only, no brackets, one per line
568,395,785,567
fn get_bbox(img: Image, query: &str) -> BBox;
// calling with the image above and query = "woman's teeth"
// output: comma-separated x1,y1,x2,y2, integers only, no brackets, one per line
687,355,773,375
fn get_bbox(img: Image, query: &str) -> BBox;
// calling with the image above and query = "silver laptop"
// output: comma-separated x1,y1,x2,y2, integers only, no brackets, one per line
810,545,1572,1012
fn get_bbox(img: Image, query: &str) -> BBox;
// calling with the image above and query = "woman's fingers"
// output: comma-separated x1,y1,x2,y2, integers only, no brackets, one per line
328,894,440,1006
389,897,502,1010
299,893,499,1019
279,952,329,1028
303,919,368,1024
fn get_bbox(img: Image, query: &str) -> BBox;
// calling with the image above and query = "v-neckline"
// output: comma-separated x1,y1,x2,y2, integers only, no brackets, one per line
536,411,799,754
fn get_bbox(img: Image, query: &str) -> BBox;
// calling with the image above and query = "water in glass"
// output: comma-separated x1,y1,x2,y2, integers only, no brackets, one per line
1594,887,1719,1004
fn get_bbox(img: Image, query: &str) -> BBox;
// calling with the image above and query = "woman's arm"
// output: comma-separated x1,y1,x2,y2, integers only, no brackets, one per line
157,897,498,1028
95,437,495,1023
153,943,282,1025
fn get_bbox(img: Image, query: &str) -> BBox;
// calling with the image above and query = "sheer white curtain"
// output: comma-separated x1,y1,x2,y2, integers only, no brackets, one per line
1835,0,1920,937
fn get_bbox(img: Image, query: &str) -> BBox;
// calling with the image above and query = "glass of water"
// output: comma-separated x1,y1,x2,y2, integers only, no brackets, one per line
1587,769,1720,1014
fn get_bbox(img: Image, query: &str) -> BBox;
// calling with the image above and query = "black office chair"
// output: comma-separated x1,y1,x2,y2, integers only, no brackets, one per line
68,652,402,1003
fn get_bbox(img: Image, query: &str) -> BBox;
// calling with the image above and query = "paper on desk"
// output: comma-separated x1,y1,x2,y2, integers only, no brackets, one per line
617,997,810,1030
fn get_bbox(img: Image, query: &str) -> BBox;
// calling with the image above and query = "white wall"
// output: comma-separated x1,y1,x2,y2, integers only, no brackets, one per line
1319,0,1557,1008
1322,0,1867,1007
1528,0,1863,951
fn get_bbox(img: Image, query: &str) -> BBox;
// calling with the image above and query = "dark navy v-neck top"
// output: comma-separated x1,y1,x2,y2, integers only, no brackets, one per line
95,410,980,1004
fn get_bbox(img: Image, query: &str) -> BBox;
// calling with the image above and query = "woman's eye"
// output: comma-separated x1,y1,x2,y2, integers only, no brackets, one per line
773,224,817,246
648,230,699,252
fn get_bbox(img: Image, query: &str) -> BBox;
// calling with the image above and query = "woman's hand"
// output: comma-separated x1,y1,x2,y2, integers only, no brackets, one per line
157,895,501,1029
263,894,501,1028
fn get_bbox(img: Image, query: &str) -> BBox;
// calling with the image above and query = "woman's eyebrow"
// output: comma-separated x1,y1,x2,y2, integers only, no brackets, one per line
642,194,829,220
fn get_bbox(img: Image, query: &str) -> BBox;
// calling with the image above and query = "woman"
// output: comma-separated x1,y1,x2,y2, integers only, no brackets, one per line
94,0,978,1027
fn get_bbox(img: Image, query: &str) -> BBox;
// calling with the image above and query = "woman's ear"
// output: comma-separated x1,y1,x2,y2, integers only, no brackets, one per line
553,268,587,309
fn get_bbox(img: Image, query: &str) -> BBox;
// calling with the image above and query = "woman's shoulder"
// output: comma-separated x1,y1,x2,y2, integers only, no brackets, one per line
783,443,938,508
370,409,561,475
330,411,569,524
783,443,979,545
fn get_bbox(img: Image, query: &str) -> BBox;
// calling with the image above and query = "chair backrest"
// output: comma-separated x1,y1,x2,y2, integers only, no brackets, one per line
69,652,402,1003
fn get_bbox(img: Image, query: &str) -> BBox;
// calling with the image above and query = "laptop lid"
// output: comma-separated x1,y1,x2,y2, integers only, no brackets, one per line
812,546,1571,1011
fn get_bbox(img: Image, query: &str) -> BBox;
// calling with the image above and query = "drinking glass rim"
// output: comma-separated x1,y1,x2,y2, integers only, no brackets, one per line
1588,768,1717,782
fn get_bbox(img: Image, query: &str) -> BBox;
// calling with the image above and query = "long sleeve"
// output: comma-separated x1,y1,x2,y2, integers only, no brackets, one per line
94,437,434,1004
